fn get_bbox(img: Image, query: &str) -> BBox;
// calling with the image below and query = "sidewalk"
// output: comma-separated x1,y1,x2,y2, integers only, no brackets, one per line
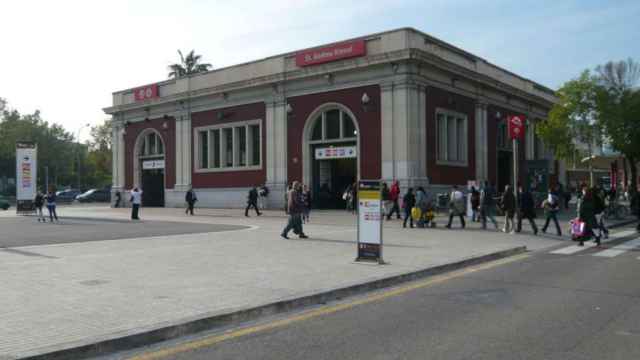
0,206,632,358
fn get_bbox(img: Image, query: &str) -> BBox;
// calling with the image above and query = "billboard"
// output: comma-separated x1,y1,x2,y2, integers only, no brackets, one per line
16,142,37,212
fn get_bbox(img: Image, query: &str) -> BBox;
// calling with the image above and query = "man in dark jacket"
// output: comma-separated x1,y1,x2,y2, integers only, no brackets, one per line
480,181,499,230
542,189,562,236
516,184,538,235
281,181,308,239
185,188,197,216
245,187,262,217
402,188,416,228
501,185,516,234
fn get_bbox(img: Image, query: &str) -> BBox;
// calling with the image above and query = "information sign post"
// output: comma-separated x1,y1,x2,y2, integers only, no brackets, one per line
356,180,384,264
508,115,525,212
16,141,37,214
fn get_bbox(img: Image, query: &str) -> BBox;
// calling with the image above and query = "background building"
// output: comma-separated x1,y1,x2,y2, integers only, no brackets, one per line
104,28,558,209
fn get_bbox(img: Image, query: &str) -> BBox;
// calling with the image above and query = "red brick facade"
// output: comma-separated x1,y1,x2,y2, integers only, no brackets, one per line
123,117,175,189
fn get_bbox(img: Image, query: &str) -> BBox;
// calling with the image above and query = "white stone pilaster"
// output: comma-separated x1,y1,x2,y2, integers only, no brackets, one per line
174,110,192,192
381,80,427,189
475,102,489,183
265,100,288,208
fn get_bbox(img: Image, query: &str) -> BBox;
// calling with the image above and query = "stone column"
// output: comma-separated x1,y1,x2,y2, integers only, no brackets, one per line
265,99,288,209
111,121,126,207
475,102,489,183
174,109,191,192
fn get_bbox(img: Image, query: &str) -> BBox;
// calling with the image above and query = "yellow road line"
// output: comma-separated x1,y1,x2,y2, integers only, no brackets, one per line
129,253,530,360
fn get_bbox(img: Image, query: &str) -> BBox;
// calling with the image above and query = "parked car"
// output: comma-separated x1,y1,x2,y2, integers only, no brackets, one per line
56,189,81,203
0,196,10,210
76,188,111,203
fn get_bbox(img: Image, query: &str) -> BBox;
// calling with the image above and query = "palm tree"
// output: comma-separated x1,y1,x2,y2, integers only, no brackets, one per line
168,50,212,78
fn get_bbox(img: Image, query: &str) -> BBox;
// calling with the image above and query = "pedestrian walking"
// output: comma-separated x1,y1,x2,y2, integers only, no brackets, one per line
245,187,262,217
402,188,416,228
34,190,46,222
480,181,499,230
381,182,391,217
258,185,269,210
284,183,292,214
302,184,312,223
387,180,401,220
281,181,308,239
130,187,142,220
446,185,466,229
501,185,516,234
516,184,538,235
415,186,427,228
577,187,599,246
114,191,121,208
45,189,59,222
541,189,562,236
185,188,197,215
629,188,640,233
594,186,609,239
470,186,480,222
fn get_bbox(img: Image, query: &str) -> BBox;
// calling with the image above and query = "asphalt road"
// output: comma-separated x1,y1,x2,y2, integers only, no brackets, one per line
123,225,640,360
0,216,247,247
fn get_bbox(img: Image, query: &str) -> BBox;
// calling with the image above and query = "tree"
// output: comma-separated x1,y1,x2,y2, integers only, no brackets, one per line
168,50,212,78
595,58,640,191
85,119,112,188
538,70,602,185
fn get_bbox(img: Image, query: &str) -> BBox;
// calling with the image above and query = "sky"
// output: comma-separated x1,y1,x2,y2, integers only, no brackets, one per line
1,0,638,141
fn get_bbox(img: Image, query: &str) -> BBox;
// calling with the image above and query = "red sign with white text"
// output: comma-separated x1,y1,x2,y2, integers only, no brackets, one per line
133,84,159,102
296,40,366,67
508,115,525,140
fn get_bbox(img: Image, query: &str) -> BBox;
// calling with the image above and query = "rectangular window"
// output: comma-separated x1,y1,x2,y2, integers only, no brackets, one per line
436,109,468,165
250,125,260,166
212,129,220,168
196,120,262,171
199,131,208,169
224,128,233,167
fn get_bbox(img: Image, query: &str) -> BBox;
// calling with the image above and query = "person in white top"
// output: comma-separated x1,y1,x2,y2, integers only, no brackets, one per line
130,187,143,220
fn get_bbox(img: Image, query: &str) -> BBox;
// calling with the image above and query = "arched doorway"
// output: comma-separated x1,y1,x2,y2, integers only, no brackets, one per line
134,129,165,207
303,104,360,209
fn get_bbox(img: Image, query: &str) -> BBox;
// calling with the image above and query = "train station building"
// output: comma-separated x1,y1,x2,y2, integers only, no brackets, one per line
104,27,559,209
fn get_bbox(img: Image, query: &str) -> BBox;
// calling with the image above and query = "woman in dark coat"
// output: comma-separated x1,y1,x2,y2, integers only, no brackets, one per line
402,188,416,228
501,185,516,234
578,188,600,246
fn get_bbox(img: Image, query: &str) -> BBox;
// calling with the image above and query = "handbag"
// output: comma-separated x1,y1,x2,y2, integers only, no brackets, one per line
570,218,585,237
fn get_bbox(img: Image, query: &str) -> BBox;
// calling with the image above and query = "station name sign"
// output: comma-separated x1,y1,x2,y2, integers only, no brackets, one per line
295,40,366,67
133,83,159,102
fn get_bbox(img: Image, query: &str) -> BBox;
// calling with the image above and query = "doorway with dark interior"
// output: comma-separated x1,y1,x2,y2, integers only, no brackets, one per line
141,168,164,207
312,146,357,209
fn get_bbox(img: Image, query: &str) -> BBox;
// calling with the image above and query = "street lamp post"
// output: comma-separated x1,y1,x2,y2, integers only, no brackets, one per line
76,123,90,189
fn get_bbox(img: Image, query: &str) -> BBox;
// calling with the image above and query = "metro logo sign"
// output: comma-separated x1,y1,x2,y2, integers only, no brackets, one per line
296,40,366,67
508,115,525,140
133,84,159,102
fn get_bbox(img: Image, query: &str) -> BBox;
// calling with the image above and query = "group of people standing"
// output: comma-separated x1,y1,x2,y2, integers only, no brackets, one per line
33,189,59,223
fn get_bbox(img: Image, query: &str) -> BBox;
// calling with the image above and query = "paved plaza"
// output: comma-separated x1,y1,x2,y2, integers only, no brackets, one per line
0,205,631,358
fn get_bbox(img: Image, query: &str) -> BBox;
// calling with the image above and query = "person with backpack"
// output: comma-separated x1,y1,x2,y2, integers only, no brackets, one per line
516,184,538,235
402,188,416,228
501,185,516,234
281,181,308,239
245,187,262,217
387,180,401,220
415,186,427,228
541,188,562,236
446,185,466,229
185,188,197,216
480,181,499,230
34,190,45,222
45,188,59,223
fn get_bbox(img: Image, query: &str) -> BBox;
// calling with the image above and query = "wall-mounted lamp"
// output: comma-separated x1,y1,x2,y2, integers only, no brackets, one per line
325,73,334,84
162,122,169,130
496,111,502,119
361,92,372,112
391,62,399,73
286,103,293,115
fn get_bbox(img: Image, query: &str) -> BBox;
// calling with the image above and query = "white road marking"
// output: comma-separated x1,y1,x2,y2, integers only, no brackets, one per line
550,229,637,255
593,238,640,258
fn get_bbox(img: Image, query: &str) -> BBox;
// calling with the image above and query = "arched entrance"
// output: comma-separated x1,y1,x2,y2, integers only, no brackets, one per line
134,129,165,207
303,104,360,209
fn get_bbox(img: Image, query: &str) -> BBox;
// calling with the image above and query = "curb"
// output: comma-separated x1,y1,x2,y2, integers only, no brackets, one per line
21,246,527,360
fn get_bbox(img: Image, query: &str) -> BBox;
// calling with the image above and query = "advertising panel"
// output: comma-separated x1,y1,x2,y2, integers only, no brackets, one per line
16,142,37,212
356,180,383,263
133,83,159,102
